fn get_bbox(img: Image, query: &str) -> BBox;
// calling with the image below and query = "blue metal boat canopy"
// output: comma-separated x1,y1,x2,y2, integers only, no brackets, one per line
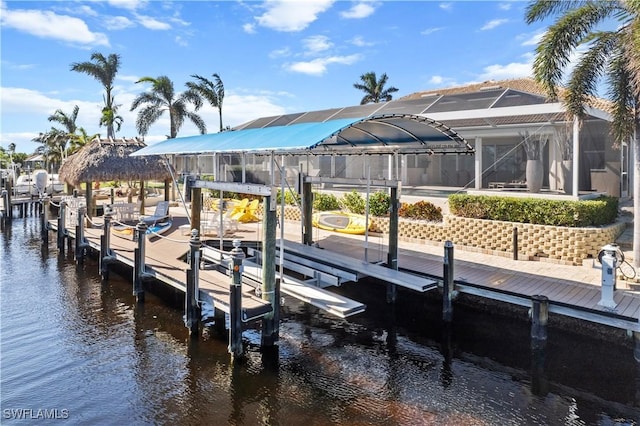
130,114,473,157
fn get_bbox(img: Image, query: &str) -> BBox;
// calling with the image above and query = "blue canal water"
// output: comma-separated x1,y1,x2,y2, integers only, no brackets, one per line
1,215,639,425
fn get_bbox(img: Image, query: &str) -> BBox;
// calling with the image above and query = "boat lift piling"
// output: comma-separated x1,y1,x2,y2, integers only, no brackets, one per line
133,221,154,303
386,186,400,303
261,194,279,347
185,229,202,337
1,189,8,228
229,239,245,359
99,211,117,280
74,206,90,264
57,201,67,253
40,197,49,244
442,241,456,322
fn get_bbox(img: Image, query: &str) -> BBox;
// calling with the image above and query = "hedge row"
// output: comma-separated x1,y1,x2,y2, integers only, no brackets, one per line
448,194,618,227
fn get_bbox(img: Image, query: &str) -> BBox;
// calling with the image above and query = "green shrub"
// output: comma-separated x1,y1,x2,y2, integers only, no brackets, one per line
448,194,618,227
276,188,300,205
341,190,366,214
313,192,340,211
369,191,391,216
399,200,443,221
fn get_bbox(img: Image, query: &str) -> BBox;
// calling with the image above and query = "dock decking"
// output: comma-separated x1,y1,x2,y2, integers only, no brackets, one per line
314,234,640,332
54,221,272,321
49,207,640,336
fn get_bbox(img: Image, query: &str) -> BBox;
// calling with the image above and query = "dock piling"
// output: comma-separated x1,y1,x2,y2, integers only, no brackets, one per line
386,186,399,303
443,240,455,322
99,211,116,280
530,295,549,344
57,201,67,253
261,195,279,347
40,197,49,243
1,189,8,228
185,229,202,337
133,221,149,303
229,239,245,359
74,206,89,264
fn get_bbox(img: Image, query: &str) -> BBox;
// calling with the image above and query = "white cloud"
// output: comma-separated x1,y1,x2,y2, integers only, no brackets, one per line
243,23,256,34
439,3,453,11
521,30,545,47
285,54,361,76
1,61,36,71
350,35,374,47
269,47,292,59
175,36,188,47
107,0,148,11
429,76,444,85
477,60,532,81
498,2,512,11
421,27,443,36
302,35,332,54
136,14,171,30
104,16,135,30
118,75,143,84
1,83,291,153
254,0,334,32
0,7,109,46
481,19,509,31
340,1,378,19
76,5,99,17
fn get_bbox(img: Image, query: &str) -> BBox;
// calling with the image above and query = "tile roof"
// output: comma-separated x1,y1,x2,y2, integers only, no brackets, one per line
400,77,613,113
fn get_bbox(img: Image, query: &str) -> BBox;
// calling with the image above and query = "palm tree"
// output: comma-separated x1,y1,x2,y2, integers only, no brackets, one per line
100,104,123,136
69,128,99,154
130,76,206,139
186,73,225,132
45,105,80,162
7,143,15,164
70,52,121,139
33,128,67,168
353,72,399,105
526,0,640,268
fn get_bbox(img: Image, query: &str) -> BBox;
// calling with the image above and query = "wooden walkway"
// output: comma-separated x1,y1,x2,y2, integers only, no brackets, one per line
315,234,640,332
53,220,272,321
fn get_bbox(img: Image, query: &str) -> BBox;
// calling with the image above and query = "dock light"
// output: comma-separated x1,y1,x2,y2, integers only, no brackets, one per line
597,243,622,309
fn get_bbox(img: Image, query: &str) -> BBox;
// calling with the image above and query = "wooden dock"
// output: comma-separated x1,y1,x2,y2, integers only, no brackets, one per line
315,234,640,333
33,196,640,359
50,219,273,322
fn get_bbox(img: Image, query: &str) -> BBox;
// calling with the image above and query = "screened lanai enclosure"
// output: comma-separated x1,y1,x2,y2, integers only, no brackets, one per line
135,78,630,199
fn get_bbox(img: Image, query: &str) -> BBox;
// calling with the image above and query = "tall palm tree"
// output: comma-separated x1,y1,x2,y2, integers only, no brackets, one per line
70,52,121,139
526,0,640,268
353,72,399,105
186,73,225,132
130,76,206,139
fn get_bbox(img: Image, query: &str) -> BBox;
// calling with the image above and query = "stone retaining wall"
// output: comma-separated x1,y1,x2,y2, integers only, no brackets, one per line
272,206,626,266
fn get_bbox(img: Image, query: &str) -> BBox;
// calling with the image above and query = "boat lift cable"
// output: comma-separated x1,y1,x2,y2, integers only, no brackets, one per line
163,156,191,225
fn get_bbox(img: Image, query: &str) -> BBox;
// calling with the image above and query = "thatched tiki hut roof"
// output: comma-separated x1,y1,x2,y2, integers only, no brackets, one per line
59,137,173,218
59,137,172,185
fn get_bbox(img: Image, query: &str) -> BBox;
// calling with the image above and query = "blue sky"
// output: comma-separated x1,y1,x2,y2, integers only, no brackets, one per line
1,0,551,154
